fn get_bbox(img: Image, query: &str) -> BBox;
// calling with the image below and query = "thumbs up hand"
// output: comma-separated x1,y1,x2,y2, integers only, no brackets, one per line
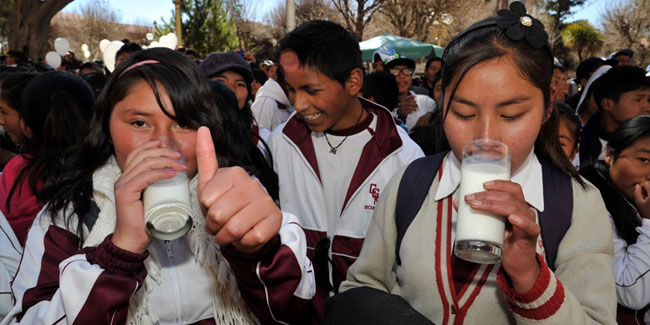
196,126,282,254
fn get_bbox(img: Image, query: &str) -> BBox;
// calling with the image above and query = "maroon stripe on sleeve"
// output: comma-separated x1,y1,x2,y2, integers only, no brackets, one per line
224,236,313,324
75,271,145,324
330,236,364,289
21,226,80,310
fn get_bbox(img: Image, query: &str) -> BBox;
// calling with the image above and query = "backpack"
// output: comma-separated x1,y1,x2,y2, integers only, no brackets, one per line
394,151,573,271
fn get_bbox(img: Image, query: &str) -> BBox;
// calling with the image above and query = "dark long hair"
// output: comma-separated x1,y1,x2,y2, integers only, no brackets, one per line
580,116,650,245
5,72,95,215
209,80,279,200
439,20,583,185
44,48,232,238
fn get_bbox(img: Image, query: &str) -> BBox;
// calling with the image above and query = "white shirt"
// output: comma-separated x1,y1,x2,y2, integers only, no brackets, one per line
313,113,376,235
433,150,545,243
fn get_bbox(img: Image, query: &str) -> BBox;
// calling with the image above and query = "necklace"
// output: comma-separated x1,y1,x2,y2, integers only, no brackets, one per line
323,108,365,155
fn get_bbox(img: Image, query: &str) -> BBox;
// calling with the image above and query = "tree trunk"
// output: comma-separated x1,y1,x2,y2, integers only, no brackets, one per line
10,0,73,61
175,0,182,47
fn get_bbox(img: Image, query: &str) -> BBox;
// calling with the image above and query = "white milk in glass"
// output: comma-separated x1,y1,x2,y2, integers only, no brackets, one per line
456,162,510,245
143,171,192,240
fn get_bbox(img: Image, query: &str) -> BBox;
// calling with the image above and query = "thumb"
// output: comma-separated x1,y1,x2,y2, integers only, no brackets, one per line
196,126,218,191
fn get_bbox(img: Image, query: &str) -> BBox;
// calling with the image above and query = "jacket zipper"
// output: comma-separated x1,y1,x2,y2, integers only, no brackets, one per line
164,240,183,324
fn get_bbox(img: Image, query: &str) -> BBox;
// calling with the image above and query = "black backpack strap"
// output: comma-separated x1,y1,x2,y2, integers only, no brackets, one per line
395,152,448,265
538,159,574,271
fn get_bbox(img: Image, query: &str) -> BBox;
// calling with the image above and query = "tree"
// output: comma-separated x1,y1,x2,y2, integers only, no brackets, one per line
0,0,14,45
268,0,341,41
330,0,384,40
561,20,602,62
155,0,238,56
9,0,73,60
601,0,650,65
380,0,462,41
66,0,121,60
544,0,586,46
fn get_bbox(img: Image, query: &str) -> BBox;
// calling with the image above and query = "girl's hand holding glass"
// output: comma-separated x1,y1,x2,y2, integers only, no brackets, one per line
464,180,541,292
112,138,188,254
196,126,282,254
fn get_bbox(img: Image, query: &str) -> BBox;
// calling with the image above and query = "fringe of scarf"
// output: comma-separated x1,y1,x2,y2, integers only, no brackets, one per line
84,156,258,324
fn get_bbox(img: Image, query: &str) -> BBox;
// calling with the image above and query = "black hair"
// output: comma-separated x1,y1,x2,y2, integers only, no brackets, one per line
593,65,650,110
252,68,268,85
115,42,143,61
409,108,450,156
0,72,37,116
361,71,399,110
208,81,279,200
580,115,650,245
186,49,198,57
80,72,107,98
576,57,604,84
439,15,584,185
6,72,95,217
7,51,26,64
45,48,232,238
274,20,362,86
79,62,105,75
556,102,581,151
425,57,443,71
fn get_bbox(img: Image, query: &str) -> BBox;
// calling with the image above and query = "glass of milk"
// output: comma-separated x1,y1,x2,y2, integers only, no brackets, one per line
454,139,511,264
143,137,192,240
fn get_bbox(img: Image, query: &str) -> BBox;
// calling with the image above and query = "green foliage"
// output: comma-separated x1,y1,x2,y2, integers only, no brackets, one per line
545,0,586,25
154,0,239,56
561,20,602,61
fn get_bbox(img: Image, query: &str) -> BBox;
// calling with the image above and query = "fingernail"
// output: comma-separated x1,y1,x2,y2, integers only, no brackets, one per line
509,215,522,225
484,180,495,186
180,160,187,166
470,199,482,206
465,194,475,200
166,169,177,174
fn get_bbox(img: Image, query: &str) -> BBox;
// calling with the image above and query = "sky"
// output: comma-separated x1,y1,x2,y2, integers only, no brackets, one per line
61,0,282,26
62,0,612,29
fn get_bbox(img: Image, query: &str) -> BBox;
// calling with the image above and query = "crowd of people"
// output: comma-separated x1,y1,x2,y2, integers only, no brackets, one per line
1,1,650,324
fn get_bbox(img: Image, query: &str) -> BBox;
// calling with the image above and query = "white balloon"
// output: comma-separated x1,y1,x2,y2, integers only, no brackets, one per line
45,51,61,69
99,39,110,53
81,43,89,51
146,33,154,41
54,37,70,56
103,40,124,72
165,33,178,49
149,41,160,48
83,49,91,59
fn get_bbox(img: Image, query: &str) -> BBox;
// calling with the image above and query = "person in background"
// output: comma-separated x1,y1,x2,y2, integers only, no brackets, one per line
185,49,199,62
360,71,399,112
0,71,95,318
579,65,650,164
611,49,634,66
576,65,612,125
579,116,650,324
114,42,143,70
250,65,293,130
4,51,26,68
552,58,569,102
565,57,604,110
251,68,268,99
557,102,581,163
421,57,442,98
386,55,436,131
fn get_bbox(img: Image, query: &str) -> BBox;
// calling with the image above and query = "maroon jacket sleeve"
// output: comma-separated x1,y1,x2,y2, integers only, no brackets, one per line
222,234,316,324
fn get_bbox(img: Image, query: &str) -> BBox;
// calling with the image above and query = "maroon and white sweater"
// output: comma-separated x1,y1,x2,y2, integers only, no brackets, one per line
1,157,315,325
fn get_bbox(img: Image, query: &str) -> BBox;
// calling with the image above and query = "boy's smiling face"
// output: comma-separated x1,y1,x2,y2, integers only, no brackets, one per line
282,61,363,133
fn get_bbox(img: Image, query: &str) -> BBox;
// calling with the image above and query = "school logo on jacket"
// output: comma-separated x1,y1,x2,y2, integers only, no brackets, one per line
364,184,380,210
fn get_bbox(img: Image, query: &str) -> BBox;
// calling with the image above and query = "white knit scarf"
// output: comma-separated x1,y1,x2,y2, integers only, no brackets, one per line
83,156,258,324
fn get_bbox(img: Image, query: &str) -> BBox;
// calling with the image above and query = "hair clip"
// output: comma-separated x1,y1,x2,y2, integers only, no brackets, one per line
496,1,549,49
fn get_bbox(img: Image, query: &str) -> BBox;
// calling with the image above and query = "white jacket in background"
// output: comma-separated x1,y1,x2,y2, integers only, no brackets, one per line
251,78,293,131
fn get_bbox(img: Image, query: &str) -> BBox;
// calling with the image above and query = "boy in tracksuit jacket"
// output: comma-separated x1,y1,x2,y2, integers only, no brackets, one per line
269,20,424,323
